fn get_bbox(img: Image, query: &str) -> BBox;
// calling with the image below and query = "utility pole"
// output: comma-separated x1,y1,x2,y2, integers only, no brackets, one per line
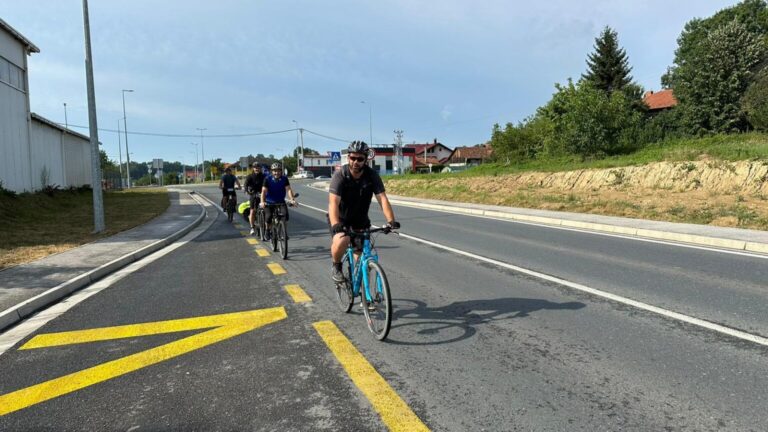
63,102,68,129
394,129,404,175
121,89,134,188
197,128,207,182
82,0,104,233
299,128,305,172
117,120,123,185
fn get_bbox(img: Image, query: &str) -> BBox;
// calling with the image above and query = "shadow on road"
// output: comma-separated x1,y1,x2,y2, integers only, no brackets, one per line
386,297,586,346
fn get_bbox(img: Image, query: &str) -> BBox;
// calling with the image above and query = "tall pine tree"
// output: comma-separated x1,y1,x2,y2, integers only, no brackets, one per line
582,26,633,93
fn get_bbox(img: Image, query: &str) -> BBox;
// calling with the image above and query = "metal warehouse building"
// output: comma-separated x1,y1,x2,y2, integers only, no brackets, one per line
1,18,92,193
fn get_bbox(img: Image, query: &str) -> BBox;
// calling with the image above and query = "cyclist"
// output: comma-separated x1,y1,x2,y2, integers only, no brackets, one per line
244,162,265,235
328,140,399,282
219,167,241,210
259,162,297,239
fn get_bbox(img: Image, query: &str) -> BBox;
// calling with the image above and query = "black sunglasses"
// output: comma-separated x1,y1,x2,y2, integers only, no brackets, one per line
349,156,366,162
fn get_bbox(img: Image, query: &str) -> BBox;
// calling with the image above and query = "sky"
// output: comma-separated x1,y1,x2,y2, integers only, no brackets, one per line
4,0,738,166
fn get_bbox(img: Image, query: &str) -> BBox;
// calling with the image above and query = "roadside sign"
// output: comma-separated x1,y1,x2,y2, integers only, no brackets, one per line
152,158,163,169
329,151,341,162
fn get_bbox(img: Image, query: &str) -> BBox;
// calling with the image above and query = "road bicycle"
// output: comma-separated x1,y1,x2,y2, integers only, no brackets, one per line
335,226,395,340
222,188,238,222
263,195,298,260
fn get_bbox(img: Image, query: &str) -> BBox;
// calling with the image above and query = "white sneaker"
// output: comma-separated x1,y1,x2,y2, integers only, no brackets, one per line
249,228,255,235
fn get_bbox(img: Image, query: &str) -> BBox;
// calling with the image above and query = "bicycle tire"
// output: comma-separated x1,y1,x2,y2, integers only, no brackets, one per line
226,197,235,222
362,261,392,340
335,254,354,313
278,221,288,259
271,220,278,251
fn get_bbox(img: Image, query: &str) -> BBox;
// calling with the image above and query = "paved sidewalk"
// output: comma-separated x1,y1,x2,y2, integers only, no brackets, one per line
0,190,206,331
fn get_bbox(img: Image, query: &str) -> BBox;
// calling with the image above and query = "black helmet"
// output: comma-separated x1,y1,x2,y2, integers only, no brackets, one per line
224,167,232,173
252,161,260,168
270,162,282,170
347,140,369,155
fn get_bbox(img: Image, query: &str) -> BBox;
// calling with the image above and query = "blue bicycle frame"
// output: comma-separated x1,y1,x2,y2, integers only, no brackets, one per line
345,231,381,303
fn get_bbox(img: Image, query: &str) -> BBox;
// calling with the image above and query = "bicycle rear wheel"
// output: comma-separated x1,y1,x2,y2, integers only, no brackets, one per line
361,261,392,340
256,209,266,240
226,198,235,222
335,254,354,313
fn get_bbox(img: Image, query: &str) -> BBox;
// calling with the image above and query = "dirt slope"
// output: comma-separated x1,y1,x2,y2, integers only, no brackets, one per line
384,160,768,230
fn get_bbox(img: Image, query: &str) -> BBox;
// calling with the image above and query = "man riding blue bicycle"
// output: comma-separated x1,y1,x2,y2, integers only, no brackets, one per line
328,141,400,283
259,162,296,239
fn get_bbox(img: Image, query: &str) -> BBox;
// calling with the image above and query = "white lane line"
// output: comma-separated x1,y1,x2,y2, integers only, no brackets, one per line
0,198,219,355
305,183,768,260
297,196,768,347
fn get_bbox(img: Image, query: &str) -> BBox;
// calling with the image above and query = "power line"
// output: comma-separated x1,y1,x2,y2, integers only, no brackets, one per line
59,122,355,143
59,123,298,138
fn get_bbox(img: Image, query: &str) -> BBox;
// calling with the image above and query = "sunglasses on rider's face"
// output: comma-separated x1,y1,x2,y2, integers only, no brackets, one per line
349,156,366,163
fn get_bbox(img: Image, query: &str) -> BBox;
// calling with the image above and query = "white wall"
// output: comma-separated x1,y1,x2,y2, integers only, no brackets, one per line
0,29,32,192
62,131,92,188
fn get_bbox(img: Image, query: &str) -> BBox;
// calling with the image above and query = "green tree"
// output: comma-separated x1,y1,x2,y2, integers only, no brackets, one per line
662,1,768,133
742,67,768,130
582,26,634,94
676,20,765,133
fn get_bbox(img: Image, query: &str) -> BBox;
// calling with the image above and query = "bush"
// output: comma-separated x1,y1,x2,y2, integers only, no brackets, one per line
540,80,645,159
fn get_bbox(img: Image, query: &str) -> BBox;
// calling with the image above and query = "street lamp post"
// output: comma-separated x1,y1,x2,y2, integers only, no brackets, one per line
196,128,207,182
191,143,199,183
63,102,68,129
121,89,134,187
361,101,373,146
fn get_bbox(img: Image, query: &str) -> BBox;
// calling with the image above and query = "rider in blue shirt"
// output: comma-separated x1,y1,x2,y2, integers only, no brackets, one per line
259,162,296,236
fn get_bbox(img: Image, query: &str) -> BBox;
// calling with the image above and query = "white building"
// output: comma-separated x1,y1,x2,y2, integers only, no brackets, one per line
1,18,92,192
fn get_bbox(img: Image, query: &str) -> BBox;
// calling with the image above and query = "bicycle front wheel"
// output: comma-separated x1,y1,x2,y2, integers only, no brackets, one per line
271,222,278,251
277,222,288,259
362,261,392,340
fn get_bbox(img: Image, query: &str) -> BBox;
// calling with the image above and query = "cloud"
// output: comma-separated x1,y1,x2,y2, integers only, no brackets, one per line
441,105,453,121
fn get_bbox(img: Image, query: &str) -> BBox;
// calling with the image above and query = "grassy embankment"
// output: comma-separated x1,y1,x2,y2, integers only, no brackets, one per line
0,188,169,269
384,133,768,230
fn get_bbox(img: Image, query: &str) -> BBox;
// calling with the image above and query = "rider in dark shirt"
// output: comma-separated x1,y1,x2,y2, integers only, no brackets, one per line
218,167,241,209
328,141,400,282
244,162,265,235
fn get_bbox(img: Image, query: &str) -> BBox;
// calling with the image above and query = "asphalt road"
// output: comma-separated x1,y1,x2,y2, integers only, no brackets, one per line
1,181,767,431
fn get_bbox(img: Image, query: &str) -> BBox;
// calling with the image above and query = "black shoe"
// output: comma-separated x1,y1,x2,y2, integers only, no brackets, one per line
331,264,344,283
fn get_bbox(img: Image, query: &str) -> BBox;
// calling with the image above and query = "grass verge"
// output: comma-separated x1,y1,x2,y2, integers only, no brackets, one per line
0,188,170,270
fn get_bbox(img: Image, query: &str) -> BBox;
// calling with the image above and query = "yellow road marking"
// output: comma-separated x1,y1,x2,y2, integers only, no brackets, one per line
246,238,259,245
284,284,312,303
255,248,270,257
1,308,287,416
267,262,286,275
313,321,430,432
240,230,249,236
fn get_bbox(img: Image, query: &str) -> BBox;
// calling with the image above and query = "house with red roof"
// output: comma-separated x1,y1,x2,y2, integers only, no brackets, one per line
448,144,493,165
405,139,453,172
643,89,678,113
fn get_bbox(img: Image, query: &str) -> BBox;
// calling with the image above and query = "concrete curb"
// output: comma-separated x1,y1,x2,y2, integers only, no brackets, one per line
307,181,768,255
0,192,208,332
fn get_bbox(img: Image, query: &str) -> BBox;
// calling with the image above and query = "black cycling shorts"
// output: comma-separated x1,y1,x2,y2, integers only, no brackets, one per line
249,195,260,211
264,203,289,223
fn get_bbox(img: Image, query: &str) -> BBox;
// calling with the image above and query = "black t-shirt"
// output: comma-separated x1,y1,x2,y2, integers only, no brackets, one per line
244,172,264,194
221,174,237,189
329,165,385,228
